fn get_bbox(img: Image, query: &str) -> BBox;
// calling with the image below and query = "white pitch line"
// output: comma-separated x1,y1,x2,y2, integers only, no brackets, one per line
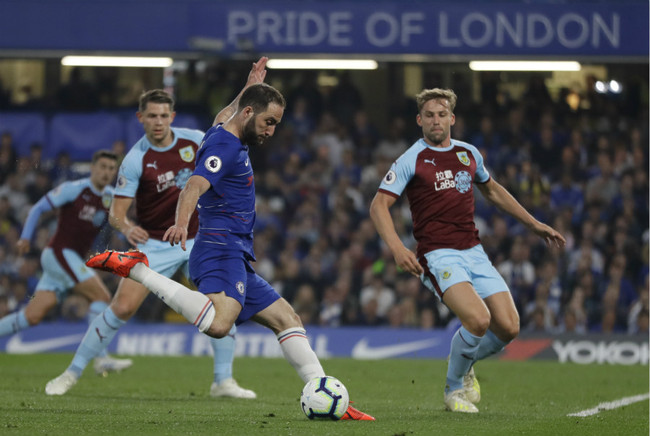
567,393,650,417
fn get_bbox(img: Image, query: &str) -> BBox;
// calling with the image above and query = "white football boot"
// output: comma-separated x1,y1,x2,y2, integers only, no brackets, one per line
463,366,481,404
45,370,78,396
444,389,479,413
210,378,257,399
93,356,133,375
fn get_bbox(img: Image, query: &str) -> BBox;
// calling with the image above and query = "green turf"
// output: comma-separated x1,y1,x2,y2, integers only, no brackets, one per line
0,354,647,435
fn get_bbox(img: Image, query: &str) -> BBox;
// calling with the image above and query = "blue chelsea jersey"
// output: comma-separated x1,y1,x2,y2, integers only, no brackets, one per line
192,125,256,258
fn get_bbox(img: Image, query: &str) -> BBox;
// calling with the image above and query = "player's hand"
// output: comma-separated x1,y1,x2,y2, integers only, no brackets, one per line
163,225,188,251
393,247,424,277
533,222,566,249
125,225,149,246
246,57,268,87
16,239,30,256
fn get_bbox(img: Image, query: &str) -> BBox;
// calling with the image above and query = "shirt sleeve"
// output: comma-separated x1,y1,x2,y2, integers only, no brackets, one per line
193,140,238,187
20,180,83,240
469,145,490,183
378,152,415,197
114,150,142,198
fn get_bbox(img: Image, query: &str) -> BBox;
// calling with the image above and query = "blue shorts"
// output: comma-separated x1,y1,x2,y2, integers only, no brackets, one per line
136,238,194,279
37,247,96,300
189,247,280,325
420,244,509,300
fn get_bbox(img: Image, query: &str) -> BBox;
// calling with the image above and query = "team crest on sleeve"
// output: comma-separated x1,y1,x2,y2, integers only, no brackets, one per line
117,174,127,189
205,156,222,173
456,151,470,166
236,281,245,296
179,146,195,162
383,170,397,185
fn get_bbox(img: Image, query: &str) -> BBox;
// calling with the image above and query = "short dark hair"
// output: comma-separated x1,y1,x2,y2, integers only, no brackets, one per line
238,83,286,114
91,149,118,164
139,89,175,112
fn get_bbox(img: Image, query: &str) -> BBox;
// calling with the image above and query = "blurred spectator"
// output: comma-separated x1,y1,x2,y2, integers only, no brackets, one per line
497,236,536,310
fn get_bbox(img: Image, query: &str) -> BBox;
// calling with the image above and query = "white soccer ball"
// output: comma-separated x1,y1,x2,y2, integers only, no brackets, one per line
300,376,350,420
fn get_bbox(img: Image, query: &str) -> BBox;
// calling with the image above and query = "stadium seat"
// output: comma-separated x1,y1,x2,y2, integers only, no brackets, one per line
49,113,124,161
0,112,47,156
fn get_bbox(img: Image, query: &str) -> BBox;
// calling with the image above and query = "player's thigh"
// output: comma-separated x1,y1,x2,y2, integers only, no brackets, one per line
251,298,302,335
483,291,520,341
23,291,58,324
110,278,150,319
72,275,111,302
442,281,491,334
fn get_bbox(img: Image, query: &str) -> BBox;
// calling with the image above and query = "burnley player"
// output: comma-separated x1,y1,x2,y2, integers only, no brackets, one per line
0,150,132,373
45,88,254,398
85,60,374,420
369,88,565,413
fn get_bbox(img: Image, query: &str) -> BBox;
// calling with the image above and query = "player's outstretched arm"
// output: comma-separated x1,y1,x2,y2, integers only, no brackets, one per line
164,175,210,250
212,56,268,126
370,192,424,276
477,178,566,248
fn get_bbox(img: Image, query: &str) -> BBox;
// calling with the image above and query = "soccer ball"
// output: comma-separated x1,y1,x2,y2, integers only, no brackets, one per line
300,376,350,420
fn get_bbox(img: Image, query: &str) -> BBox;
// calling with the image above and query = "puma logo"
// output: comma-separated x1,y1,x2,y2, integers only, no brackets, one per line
424,159,436,166
146,161,158,170
95,327,107,342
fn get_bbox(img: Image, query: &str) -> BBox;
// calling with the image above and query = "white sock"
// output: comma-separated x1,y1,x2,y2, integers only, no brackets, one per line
277,327,324,383
131,263,215,332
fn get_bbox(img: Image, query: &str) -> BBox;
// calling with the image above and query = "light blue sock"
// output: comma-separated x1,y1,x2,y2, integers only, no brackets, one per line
68,307,126,376
87,301,109,358
211,324,237,384
0,310,30,337
474,329,509,362
446,326,483,393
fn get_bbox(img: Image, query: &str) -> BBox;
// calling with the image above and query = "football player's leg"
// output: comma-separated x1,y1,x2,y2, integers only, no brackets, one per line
125,262,216,332
475,291,519,361
442,282,488,412
68,278,146,376
0,290,57,336
74,275,111,357
253,297,325,383
209,324,257,399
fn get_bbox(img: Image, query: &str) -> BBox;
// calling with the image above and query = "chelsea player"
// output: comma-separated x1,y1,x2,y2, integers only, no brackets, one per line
87,57,374,420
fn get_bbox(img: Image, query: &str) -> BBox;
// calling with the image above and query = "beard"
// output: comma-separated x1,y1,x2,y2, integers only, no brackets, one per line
241,117,263,146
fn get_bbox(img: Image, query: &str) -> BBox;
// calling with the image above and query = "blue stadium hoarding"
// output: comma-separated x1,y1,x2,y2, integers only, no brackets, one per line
0,1,647,59
0,322,647,364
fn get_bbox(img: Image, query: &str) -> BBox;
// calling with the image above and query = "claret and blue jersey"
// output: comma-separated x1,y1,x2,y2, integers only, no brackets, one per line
378,138,490,258
192,124,256,260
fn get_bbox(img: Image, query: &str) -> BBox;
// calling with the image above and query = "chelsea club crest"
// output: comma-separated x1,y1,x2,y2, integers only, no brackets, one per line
179,146,195,163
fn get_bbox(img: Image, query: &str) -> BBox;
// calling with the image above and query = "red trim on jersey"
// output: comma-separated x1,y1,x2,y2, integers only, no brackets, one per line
419,257,443,299
52,247,80,284
377,188,400,198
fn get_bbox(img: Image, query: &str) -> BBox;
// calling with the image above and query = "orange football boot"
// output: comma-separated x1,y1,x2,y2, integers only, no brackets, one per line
86,250,149,278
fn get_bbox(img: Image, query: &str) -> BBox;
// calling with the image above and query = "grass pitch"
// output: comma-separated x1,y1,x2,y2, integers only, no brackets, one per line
0,354,648,435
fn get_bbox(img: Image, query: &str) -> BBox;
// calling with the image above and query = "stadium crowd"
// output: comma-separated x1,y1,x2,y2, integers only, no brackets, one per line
0,66,647,335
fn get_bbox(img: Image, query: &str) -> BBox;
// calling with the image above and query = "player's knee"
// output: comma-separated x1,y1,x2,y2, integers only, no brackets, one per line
24,310,45,326
109,300,136,320
465,313,490,336
503,316,520,342
206,320,234,338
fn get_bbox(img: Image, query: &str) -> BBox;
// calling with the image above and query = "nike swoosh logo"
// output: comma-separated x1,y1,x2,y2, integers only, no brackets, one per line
351,337,441,359
6,333,84,353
